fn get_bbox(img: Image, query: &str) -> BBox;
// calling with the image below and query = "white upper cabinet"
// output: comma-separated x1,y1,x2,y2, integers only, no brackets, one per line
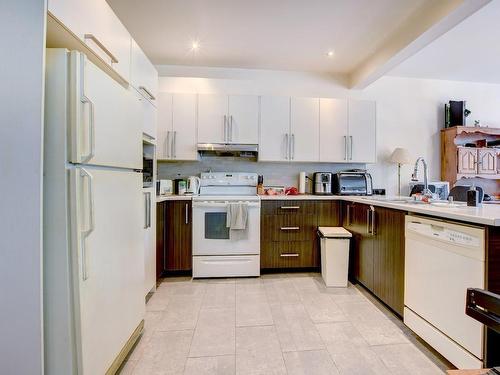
290,97,320,162
134,89,157,141
348,100,376,163
49,0,131,81
157,93,173,159
197,94,228,144
319,98,348,162
157,93,197,161
259,96,290,162
171,94,198,160
130,39,158,105
228,95,259,144
198,94,259,144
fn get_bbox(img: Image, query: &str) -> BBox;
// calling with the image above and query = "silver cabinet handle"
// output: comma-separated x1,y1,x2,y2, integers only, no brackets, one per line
370,205,375,235
185,203,189,224
173,131,177,158
291,133,295,160
343,136,347,161
280,227,300,231
144,192,149,229
80,168,94,281
84,34,119,64
280,253,299,257
166,131,171,158
170,130,175,159
280,206,300,210
349,135,353,160
81,95,95,162
284,134,289,160
366,207,371,235
346,204,351,226
139,86,156,101
223,115,227,142
229,115,233,142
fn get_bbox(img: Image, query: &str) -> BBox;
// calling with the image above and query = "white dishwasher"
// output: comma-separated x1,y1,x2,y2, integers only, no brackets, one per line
404,215,485,369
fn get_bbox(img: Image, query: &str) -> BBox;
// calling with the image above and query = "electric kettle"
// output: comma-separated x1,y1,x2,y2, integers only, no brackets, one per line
186,176,201,195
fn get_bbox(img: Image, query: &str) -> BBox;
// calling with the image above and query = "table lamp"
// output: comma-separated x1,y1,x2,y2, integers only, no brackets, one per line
389,148,412,196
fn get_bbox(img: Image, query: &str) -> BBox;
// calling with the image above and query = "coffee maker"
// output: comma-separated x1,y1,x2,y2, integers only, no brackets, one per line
313,172,333,195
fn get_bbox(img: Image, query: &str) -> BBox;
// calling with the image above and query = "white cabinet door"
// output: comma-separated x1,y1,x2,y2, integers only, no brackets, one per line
290,97,320,162
49,0,131,81
131,39,158,105
71,167,144,375
157,93,173,160
70,53,141,169
143,188,156,296
134,89,157,140
348,100,376,163
172,93,198,160
228,95,259,144
319,98,348,162
259,96,290,161
197,94,228,143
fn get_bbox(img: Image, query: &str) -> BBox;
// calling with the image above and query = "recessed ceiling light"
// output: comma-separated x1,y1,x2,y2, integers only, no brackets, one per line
191,40,200,52
327,50,335,57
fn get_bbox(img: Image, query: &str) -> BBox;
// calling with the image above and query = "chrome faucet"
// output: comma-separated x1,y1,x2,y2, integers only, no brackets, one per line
411,157,432,197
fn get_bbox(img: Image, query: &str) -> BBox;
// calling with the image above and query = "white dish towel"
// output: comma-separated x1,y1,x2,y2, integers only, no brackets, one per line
226,202,248,230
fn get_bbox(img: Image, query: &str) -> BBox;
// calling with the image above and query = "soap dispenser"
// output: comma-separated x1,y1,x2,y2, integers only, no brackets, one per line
467,184,479,207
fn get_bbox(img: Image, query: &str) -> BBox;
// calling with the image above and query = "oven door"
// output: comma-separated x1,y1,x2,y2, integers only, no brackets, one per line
192,200,260,256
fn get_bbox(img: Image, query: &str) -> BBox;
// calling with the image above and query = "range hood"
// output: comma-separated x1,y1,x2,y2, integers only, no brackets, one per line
197,143,258,159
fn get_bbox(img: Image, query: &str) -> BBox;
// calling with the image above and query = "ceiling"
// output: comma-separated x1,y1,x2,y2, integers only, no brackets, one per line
389,0,500,83
107,0,432,74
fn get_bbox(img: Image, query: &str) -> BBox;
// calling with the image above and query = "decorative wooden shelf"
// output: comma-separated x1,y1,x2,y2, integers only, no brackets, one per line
441,126,500,185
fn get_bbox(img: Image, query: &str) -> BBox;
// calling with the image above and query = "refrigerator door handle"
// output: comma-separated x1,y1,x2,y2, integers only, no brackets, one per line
166,131,170,158
81,95,95,162
144,192,149,229
80,168,95,281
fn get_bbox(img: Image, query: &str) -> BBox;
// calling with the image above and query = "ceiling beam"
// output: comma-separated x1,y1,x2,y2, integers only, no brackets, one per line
349,0,491,89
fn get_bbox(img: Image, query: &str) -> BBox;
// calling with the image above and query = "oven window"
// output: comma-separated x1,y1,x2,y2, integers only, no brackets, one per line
205,212,230,239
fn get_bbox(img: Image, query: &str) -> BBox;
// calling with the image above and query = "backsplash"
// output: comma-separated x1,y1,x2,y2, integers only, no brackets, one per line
157,157,364,192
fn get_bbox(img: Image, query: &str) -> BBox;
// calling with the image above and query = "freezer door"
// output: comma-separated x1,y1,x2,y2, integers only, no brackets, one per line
69,51,142,169
70,167,144,375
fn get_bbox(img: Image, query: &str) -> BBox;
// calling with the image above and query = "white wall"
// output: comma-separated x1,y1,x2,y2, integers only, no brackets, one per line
158,65,500,195
0,1,46,374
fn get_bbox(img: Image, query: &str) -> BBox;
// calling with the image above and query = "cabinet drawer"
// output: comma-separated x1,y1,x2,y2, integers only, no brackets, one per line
275,200,316,215
261,241,316,268
261,214,316,241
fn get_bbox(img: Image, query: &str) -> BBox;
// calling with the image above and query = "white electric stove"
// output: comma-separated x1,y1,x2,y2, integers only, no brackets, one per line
192,172,261,278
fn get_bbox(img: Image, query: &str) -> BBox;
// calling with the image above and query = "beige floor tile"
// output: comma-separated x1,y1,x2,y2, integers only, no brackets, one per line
202,283,236,309
316,322,390,375
372,343,445,375
271,303,324,352
236,326,287,375
146,289,170,312
189,307,236,357
156,295,202,331
184,355,235,375
350,316,409,346
132,330,193,375
300,293,348,323
128,311,164,361
236,287,273,327
283,350,339,375
118,359,137,375
264,278,302,305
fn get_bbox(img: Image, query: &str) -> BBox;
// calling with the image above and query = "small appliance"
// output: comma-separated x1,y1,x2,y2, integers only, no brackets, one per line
174,179,187,195
313,172,333,195
186,176,201,195
157,179,173,195
332,170,373,195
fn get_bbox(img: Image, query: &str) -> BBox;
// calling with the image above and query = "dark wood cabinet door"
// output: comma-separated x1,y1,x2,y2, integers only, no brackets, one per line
351,203,374,290
372,206,405,316
165,201,192,272
156,202,166,279
317,201,341,227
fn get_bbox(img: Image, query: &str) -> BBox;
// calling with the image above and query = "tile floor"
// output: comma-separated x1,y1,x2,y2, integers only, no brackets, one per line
119,273,450,375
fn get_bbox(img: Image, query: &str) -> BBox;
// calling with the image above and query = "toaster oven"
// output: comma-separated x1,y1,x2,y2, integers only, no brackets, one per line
332,171,373,196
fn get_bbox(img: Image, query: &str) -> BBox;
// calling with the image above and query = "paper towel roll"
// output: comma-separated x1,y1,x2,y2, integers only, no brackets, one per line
299,172,306,194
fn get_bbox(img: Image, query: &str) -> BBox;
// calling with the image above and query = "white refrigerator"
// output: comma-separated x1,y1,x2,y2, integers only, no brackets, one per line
43,49,145,375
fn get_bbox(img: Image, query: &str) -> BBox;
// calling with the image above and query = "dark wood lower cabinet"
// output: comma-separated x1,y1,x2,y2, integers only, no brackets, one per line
261,200,339,270
156,200,192,278
343,201,405,316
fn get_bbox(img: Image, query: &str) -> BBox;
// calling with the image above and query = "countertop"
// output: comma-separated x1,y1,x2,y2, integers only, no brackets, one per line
157,194,500,226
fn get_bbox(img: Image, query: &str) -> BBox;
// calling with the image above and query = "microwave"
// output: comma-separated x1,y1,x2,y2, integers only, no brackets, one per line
332,171,373,196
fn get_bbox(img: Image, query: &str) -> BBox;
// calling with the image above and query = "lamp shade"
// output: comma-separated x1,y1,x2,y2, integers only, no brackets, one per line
389,147,412,164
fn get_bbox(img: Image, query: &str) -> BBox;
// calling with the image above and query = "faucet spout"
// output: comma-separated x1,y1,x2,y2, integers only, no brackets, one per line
412,157,431,197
